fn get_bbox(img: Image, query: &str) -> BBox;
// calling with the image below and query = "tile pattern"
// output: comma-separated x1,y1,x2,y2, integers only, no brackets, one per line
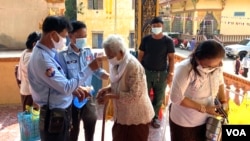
0,104,170,141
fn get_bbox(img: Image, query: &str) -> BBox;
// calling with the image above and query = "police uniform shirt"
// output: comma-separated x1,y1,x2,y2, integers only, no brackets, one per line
58,45,105,87
28,42,93,109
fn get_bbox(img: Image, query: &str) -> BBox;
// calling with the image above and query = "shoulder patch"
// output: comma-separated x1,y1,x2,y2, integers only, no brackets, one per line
45,67,55,77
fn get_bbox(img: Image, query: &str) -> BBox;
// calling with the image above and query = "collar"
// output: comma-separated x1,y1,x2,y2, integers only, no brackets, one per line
36,42,57,59
67,43,87,55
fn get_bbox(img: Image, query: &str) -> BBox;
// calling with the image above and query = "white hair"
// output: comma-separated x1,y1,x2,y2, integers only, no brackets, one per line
102,34,127,54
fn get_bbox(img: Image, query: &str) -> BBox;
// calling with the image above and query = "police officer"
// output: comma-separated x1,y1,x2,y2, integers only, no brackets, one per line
27,16,102,141
58,21,109,141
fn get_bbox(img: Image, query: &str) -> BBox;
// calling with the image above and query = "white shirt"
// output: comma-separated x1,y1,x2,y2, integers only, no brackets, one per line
18,49,32,95
170,58,224,127
242,56,250,68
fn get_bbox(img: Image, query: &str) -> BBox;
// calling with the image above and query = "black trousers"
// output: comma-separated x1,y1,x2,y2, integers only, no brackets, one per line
112,122,149,141
70,98,97,141
169,104,206,141
243,68,248,78
39,105,71,141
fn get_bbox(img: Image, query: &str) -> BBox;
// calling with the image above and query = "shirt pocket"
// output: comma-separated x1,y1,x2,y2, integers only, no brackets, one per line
66,63,78,78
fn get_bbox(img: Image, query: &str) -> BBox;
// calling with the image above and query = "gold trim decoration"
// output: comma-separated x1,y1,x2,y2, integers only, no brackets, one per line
45,0,64,3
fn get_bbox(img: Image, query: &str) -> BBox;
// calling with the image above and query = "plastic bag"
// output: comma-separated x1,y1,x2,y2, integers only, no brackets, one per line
17,107,40,141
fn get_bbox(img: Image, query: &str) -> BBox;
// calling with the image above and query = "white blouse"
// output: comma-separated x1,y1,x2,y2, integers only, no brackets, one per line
170,58,224,127
18,49,32,95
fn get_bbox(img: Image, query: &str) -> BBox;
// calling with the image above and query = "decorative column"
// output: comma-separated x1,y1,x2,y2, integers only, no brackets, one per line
135,0,159,50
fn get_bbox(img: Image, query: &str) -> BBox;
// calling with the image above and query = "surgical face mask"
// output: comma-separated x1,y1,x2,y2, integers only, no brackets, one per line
151,27,162,35
108,57,121,66
75,38,87,49
51,33,67,50
197,65,217,73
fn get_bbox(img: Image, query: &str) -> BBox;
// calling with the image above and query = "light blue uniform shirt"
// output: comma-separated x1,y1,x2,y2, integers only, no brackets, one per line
28,42,93,109
58,45,105,90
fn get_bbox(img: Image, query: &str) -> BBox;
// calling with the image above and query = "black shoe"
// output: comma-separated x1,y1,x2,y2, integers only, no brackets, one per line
151,118,161,128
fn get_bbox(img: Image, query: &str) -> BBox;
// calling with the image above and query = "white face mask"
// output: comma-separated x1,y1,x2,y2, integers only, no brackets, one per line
197,65,217,73
108,57,121,66
151,27,162,35
51,33,67,50
75,38,87,49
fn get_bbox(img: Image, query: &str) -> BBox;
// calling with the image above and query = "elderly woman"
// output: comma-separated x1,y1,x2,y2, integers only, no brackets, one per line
169,40,228,141
96,34,154,141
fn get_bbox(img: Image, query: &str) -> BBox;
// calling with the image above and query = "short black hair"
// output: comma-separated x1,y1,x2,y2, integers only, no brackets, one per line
26,32,41,49
42,16,72,33
151,17,163,24
70,21,87,33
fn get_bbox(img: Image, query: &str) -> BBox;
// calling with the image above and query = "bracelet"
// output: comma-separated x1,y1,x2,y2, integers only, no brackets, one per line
199,104,206,113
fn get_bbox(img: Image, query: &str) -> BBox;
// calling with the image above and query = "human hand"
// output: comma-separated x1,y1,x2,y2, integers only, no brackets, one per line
205,105,222,117
96,87,111,104
72,86,87,101
88,57,103,71
101,71,110,80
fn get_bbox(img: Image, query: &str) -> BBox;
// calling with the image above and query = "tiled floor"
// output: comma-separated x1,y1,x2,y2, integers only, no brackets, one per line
0,104,170,141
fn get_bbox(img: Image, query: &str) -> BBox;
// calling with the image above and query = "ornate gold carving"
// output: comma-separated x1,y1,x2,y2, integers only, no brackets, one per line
191,0,198,8
135,0,158,50
221,0,226,9
45,0,64,3
142,0,157,37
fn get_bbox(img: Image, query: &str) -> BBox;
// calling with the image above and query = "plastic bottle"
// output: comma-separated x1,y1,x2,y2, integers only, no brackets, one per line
73,86,95,108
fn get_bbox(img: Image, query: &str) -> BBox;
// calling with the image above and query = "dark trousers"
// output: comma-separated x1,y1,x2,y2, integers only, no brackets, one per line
243,68,248,78
70,98,97,141
39,105,71,141
169,105,206,141
145,70,167,119
112,122,149,141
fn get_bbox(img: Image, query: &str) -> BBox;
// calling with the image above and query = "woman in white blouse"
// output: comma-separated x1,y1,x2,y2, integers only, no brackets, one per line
18,32,40,111
96,34,154,141
169,40,228,141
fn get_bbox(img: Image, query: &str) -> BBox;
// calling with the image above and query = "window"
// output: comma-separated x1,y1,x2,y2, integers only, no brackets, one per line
92,32,103,48
234,12,245,17
88,0,103,10
129,32,135,48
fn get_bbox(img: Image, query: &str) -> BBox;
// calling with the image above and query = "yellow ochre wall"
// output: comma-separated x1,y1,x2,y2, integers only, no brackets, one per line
0,58,20,104
220,0,250,35
77,0,135,48
0,0,65,50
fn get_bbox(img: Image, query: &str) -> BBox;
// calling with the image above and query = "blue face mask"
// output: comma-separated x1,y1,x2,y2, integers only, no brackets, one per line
75,38,87,49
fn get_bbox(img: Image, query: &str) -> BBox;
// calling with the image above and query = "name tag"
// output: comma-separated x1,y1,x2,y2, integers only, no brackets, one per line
66,60,77,64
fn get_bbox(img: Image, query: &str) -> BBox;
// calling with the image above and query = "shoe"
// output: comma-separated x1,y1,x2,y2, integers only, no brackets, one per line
151,118,161,128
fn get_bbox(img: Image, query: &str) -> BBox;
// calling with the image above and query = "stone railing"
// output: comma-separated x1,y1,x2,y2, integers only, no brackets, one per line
216,35,250,45
174,54,250,106
181,34,250,46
